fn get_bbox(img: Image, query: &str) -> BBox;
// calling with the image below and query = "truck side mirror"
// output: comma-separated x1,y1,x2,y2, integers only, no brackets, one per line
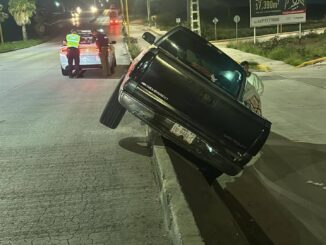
142,32,155,44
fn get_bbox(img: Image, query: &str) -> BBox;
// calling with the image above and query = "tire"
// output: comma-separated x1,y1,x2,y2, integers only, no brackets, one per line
61,67,68,76
99,77,126,129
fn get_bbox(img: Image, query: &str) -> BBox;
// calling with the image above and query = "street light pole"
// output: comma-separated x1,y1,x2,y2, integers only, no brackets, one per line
125,0,130,48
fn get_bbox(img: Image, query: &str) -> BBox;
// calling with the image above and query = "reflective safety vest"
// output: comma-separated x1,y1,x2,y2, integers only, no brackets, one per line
66,33,80,48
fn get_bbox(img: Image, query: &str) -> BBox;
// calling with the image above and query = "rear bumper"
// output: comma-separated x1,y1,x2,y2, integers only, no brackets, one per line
119,90,247,176
60,54,103,68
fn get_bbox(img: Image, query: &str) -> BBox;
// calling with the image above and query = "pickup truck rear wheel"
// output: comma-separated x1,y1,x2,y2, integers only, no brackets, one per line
99,77,126,129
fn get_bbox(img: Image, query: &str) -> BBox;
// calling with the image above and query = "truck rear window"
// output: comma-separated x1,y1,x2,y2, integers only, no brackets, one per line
158,30,244,98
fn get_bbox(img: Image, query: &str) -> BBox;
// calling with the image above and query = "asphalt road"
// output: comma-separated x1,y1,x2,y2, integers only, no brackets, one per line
0,22,170,244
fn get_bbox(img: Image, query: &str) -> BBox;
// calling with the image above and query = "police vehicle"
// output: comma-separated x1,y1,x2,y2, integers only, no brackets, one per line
60,30,117,76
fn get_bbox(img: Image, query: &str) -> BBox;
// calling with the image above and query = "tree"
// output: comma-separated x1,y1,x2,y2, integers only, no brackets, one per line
8,0,36,41
0,4,9,43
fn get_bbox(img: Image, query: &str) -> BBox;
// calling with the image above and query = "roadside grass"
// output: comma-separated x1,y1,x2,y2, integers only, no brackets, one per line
123,36,142,59
201,20,326,41
227,32,326,66
0,39,43,53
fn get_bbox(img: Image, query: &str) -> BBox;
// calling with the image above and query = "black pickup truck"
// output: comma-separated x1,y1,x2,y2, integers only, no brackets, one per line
100,26,271,176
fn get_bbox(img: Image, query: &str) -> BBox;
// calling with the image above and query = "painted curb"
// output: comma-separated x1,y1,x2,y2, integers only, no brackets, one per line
146,27,167,36
297,57,326,67
256,64,272,72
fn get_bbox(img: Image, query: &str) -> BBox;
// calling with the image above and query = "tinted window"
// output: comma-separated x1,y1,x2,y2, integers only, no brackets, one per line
79,34,95,44
159,30,244,98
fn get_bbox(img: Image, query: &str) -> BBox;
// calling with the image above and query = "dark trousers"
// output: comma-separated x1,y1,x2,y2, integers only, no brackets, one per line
67,48,80,77
99,47,109,76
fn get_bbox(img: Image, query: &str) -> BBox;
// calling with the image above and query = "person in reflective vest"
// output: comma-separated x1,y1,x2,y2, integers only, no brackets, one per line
66,29,81,78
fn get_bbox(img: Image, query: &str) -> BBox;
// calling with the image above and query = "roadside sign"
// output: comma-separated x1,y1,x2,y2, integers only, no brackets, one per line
233,15,240,23
233,15,240,42
176,18,181,24
212,17,219,40
250,0,306,27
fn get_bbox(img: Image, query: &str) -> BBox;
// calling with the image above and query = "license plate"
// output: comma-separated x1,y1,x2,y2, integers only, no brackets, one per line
80,56,98,64
170,123,196,144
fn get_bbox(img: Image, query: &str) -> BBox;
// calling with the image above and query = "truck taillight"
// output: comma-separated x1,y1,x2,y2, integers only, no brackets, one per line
126,49,148,76
121,48,153,88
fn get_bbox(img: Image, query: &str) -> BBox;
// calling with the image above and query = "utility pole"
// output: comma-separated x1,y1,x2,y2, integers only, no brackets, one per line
125,0,130,48
120,0,125,18
188,0,201,36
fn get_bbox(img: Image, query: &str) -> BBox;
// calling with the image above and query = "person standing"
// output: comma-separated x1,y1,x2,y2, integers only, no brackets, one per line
65,29,81,78
241,61,264,116
243,81,262,116
241,61,264,96
92,29,109,77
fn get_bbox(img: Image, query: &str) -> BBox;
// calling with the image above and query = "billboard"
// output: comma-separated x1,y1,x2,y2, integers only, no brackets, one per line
250,0,306,27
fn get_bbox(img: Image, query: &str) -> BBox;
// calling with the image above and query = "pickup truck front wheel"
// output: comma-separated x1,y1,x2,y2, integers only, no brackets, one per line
99,77,126,129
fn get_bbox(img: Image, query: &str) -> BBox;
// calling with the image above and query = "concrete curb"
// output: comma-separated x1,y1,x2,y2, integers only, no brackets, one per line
147,128,250,245
146,27,167,37
149,131,204,245
122,31,134,63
